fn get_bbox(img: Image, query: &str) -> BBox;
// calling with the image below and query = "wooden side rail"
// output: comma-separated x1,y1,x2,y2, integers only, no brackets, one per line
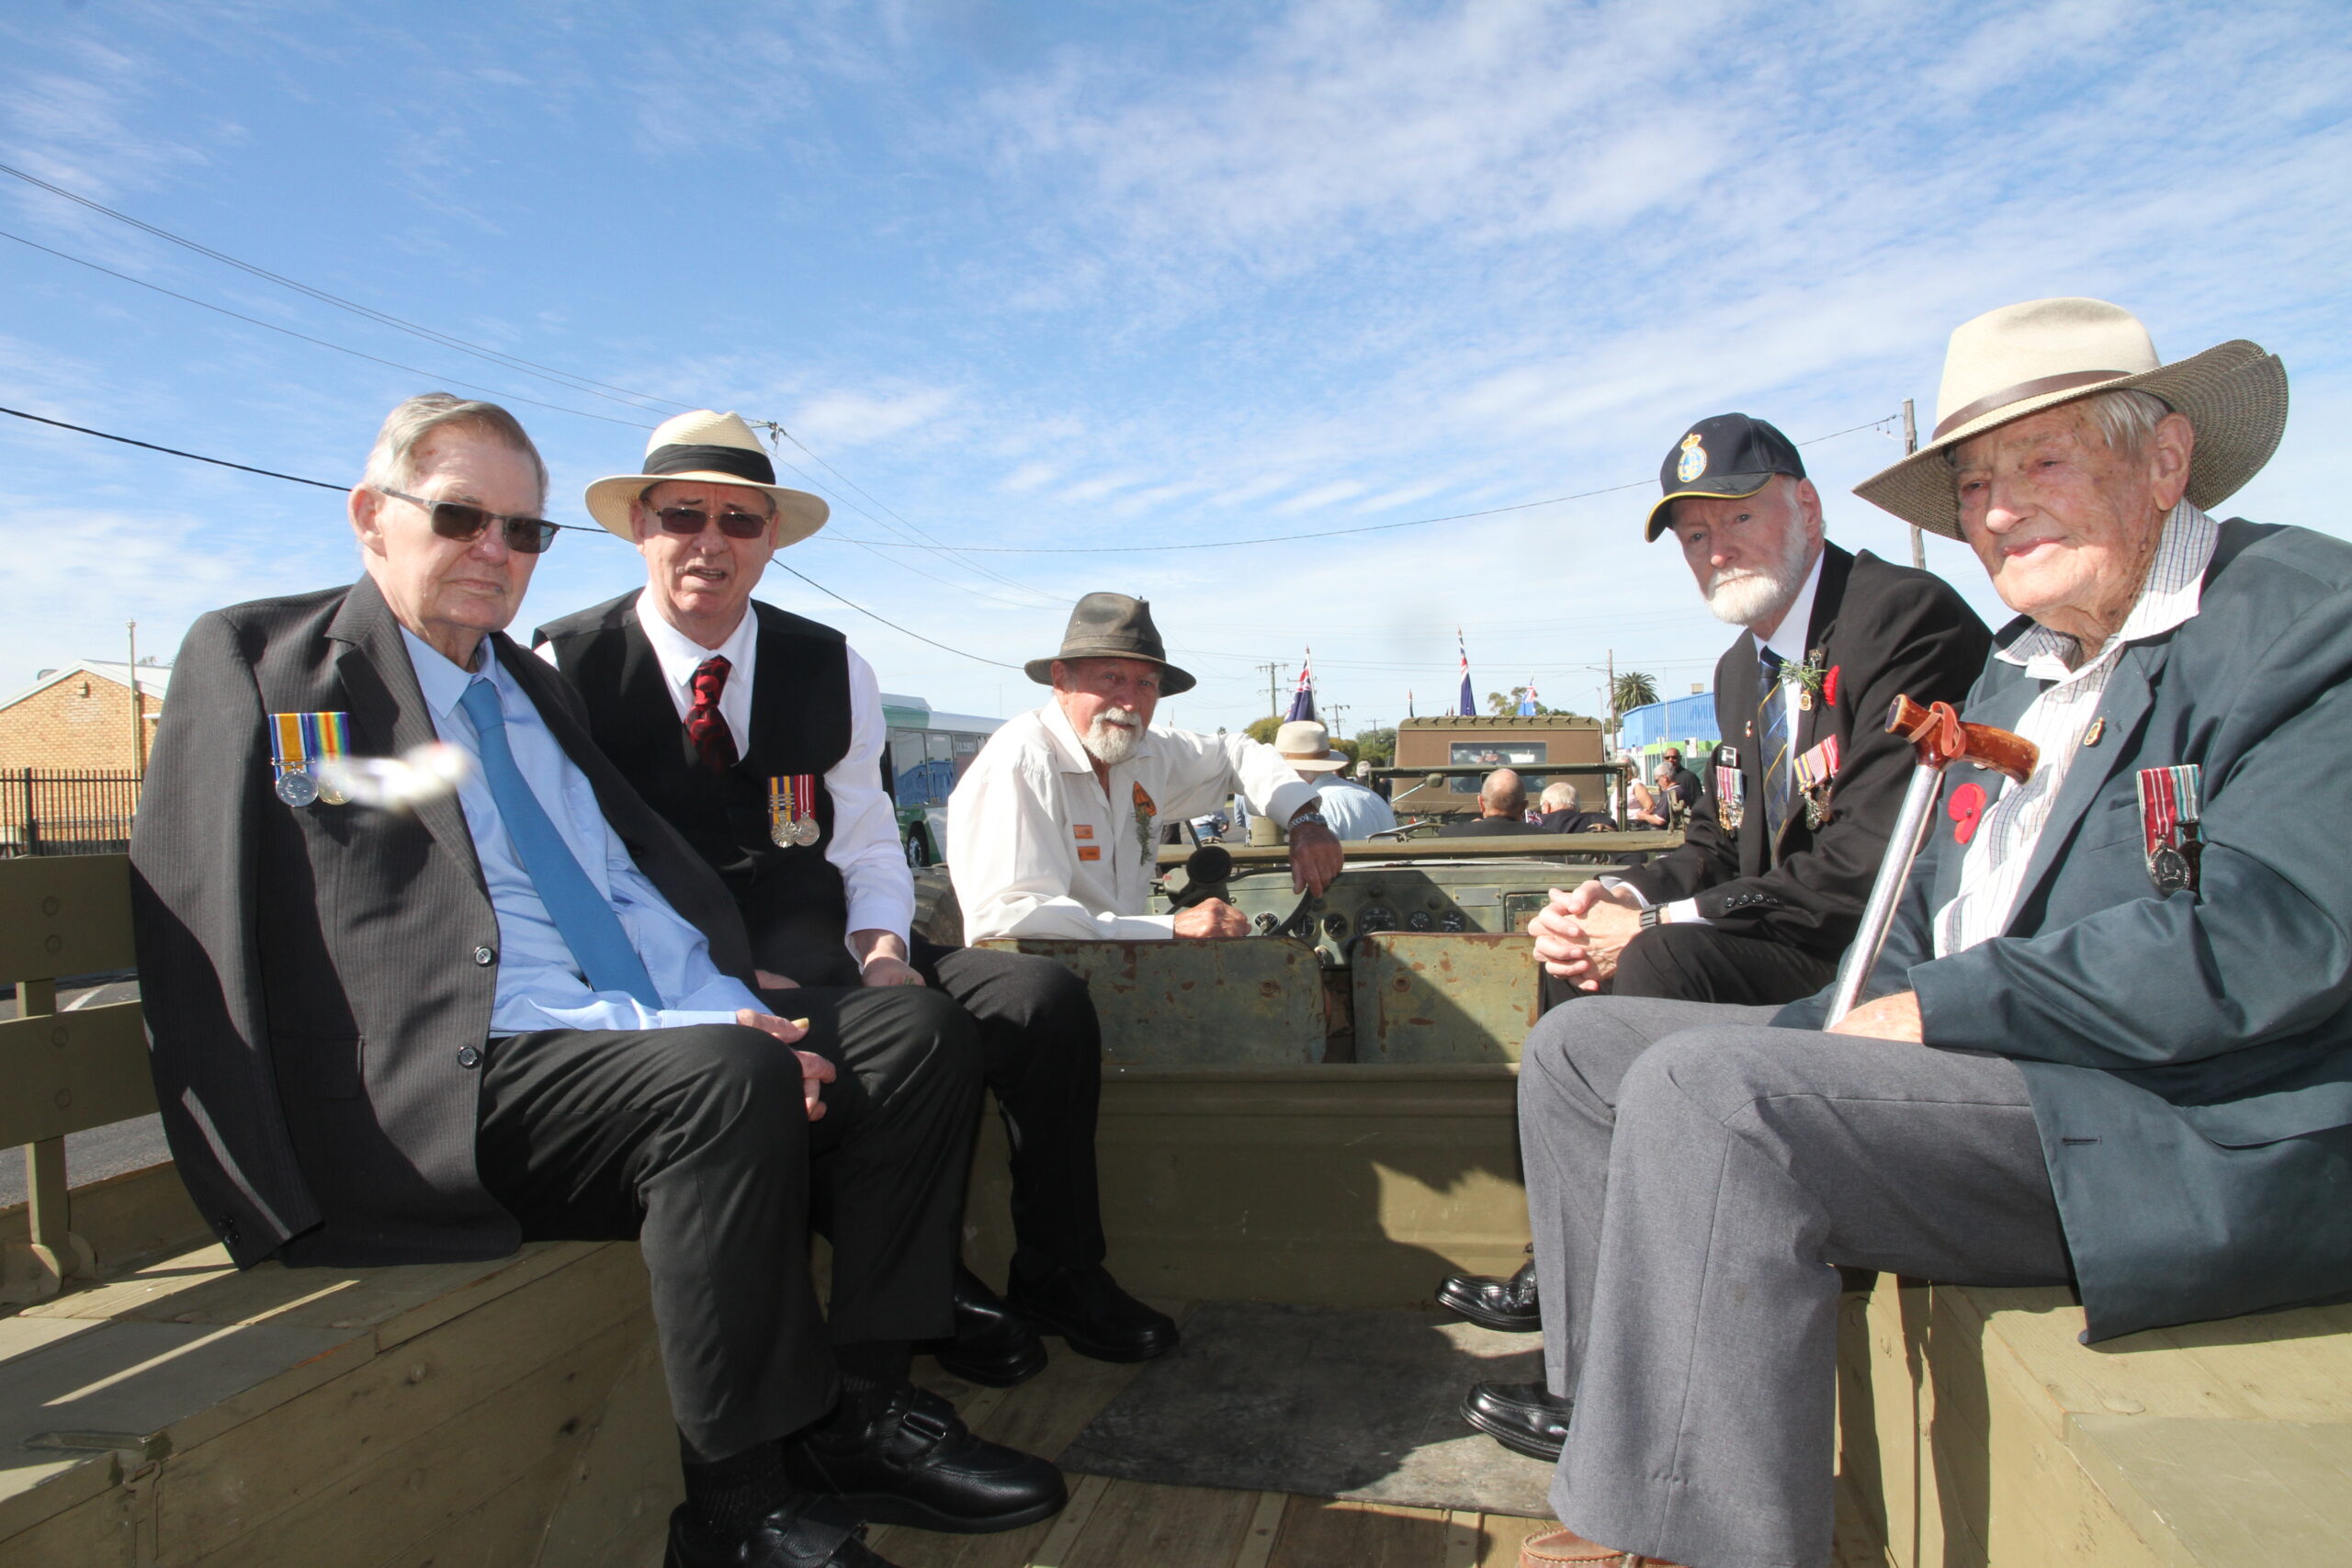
0,852,150,1303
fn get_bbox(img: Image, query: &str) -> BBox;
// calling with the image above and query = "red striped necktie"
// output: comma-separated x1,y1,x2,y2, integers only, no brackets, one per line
685,656,737,773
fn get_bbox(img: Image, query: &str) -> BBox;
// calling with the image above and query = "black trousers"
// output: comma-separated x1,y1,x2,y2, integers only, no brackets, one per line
1539,922,1840,1013
474,985,982,1463
910,938,1108,1279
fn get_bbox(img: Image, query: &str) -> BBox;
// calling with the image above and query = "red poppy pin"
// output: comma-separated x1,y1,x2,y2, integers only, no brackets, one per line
1949,782,1986,844
1822,665,1840,707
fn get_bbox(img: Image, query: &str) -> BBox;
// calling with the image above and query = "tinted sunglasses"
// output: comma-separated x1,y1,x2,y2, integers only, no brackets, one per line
376,488,580,555
653,504,774,540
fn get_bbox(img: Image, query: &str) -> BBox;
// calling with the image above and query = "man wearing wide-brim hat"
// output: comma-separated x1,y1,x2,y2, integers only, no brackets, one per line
1274,717,1397,839
1507,299,2352,1568
540,410,1159,1561
949,591,1346,946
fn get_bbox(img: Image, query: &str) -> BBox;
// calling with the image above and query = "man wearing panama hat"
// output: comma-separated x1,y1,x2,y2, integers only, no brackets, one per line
1500,299,2352,1568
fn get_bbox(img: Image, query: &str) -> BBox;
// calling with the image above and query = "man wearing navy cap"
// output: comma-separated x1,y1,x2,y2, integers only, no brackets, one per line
1442,413,1990,1448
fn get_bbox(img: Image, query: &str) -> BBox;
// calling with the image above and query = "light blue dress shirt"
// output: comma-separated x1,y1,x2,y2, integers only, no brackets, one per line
1307,777,1398,840
401,629,763,1035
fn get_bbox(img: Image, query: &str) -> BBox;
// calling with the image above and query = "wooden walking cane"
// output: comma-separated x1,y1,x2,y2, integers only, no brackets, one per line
1821,696,2039,1027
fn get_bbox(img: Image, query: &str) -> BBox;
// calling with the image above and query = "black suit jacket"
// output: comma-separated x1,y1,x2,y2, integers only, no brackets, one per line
129,577,756,1268
1782,521,2352,1340
1613,544,1991,960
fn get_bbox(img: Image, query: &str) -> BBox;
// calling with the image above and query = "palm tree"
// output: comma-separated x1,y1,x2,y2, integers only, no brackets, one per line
1612,671,1661,713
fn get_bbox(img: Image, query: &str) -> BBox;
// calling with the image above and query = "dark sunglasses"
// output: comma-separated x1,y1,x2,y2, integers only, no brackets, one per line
376,488,580,555
653,504,773,540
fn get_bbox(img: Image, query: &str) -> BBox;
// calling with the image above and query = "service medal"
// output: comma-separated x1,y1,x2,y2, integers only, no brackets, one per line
769,773,821,849
2136,764,2203,897
269,710,350,808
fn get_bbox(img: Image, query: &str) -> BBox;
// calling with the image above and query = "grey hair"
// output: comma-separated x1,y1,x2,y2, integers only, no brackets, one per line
1942,387,2172,467
1539,780,1579,811
359,393,548,503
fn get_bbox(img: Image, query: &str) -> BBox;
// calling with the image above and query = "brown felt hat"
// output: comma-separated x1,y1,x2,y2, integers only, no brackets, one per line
1854,299,2287,539
1024,592,1195,696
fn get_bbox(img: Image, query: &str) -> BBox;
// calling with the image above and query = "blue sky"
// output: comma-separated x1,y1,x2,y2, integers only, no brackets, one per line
3,0,2346,735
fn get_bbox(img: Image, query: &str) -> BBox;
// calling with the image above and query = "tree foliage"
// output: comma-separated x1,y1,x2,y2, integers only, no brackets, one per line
1352,727,1396,766
1611,671,1662,713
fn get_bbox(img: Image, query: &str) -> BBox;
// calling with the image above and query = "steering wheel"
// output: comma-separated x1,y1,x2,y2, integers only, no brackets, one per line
1166,842,1319,938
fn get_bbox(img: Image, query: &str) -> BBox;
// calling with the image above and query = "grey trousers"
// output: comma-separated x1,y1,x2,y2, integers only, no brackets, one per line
1520,998,2073,1568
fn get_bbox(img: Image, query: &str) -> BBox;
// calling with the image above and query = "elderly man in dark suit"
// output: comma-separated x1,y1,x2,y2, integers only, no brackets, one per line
1495,300,2352,1568
534,412,1176,1390
1442,412,1992,1386
130,394,1063,1568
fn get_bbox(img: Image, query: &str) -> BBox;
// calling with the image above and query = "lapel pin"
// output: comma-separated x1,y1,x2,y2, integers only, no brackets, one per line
2083,717,2106,748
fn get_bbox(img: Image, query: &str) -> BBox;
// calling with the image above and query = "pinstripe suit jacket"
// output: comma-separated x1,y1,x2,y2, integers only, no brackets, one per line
130,576,756,1268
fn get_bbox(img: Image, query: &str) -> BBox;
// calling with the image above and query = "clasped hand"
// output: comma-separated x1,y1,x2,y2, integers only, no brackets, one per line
732,1009,834,1121
1526,881,1645,992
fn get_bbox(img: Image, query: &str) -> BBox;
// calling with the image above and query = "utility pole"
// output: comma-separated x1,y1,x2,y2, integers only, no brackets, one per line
1256,660,1280,717
1904,399,1925,570
1326,702,1350,739
1605,649,1621,822
126,620,145,779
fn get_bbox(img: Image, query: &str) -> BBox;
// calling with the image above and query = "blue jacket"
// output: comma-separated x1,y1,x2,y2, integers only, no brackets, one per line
1781,520,2352,1340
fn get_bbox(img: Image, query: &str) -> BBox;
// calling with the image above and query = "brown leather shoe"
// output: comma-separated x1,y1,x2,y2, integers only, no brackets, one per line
1519,1526,1687,1567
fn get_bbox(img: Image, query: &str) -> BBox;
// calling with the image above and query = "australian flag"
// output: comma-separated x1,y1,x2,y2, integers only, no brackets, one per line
1287,649,1317,722
1519,676,1539,716
1456,633,1475,716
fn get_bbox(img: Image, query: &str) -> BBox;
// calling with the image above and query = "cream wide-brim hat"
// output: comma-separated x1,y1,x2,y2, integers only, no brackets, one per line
583,409,831,546
1854,298,2287,539
1273,719,1349,772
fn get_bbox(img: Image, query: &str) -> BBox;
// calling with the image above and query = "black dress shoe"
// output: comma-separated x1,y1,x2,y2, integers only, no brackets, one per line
782,1385,1067,1534
928,1264,1048,1388
1437,1258,1542,1333
1007,1264,1181,1363
664,1495,898,1567
1461,1380,1574,1462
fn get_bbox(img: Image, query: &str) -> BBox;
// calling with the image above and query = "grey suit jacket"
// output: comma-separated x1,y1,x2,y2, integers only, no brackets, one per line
130,577,757,1269
1781,520,2352,1340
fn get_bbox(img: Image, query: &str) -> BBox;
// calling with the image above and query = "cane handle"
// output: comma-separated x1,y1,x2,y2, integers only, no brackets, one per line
1884,695,2038,784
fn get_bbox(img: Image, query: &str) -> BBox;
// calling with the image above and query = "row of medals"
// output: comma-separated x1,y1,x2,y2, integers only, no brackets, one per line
277,766,345,807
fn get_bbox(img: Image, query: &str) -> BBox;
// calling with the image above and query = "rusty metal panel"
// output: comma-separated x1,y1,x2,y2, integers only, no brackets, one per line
1351,932,1541,1065
976,937,1325,1066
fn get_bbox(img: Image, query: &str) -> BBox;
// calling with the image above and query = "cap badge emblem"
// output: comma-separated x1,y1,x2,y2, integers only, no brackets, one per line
1677,433,1708,483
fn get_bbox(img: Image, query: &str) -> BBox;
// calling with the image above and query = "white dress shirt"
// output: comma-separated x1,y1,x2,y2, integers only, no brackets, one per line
541,591,916,947
405,629,762,1034
950,700,1317,941
1933,501,2218,956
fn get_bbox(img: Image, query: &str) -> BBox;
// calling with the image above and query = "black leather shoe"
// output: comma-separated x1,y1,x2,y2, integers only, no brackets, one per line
782,1385,1067,1534
1461,1380,1573,1462
664,1495,898,1567
1437,1258,1542,1333
928,1265,1048,1388
1007,1264,1180,1363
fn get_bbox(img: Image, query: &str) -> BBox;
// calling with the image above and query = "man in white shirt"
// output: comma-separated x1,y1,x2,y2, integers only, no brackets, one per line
950,593,1346,942
1275,718,1397,839
538,413,1181,1405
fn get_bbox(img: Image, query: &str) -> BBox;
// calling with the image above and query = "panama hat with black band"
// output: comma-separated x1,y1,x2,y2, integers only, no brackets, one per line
1642,412,1808,541
1025,592,1196,696
584,409,830,545
1854,297,2288,539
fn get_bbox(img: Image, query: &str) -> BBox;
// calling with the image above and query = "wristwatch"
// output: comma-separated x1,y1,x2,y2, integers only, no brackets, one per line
1638,906,1665,930
1289,808,1330,831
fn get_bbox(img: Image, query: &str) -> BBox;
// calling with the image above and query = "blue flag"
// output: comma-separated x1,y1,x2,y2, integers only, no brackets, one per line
1287,649,1317,722
1456,633,1475,716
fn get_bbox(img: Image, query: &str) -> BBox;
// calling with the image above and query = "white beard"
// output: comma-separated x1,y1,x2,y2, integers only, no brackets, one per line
1702,529,1812,628
1082,707,1143,766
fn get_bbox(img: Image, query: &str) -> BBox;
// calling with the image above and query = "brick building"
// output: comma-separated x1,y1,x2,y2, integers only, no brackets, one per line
0,660,169,773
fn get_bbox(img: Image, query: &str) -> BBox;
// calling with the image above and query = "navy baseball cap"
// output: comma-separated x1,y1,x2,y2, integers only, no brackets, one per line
1644,413,1805,541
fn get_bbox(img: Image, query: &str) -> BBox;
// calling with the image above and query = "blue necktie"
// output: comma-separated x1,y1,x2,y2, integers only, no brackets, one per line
1757,648,1794,839
459,679,663,1010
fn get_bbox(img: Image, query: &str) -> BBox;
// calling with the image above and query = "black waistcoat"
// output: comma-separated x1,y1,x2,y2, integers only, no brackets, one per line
535,593,860,986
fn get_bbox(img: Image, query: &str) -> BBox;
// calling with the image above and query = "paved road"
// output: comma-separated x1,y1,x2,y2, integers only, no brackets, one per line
0,976,172,1208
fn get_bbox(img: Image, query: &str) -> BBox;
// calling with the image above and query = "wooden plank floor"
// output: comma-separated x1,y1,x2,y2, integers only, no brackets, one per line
859,1303,1894,1568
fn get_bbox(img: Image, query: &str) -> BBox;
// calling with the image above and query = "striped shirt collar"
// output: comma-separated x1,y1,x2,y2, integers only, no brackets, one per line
1992,500,2219,682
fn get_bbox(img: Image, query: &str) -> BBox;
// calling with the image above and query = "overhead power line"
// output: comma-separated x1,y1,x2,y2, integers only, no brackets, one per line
0,402,1017,670
0,161,687,418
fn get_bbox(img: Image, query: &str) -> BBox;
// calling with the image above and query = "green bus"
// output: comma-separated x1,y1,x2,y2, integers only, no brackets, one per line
882,692,1004,865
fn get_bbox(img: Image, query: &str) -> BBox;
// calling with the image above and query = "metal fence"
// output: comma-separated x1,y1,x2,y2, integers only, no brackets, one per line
0,769,142,855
